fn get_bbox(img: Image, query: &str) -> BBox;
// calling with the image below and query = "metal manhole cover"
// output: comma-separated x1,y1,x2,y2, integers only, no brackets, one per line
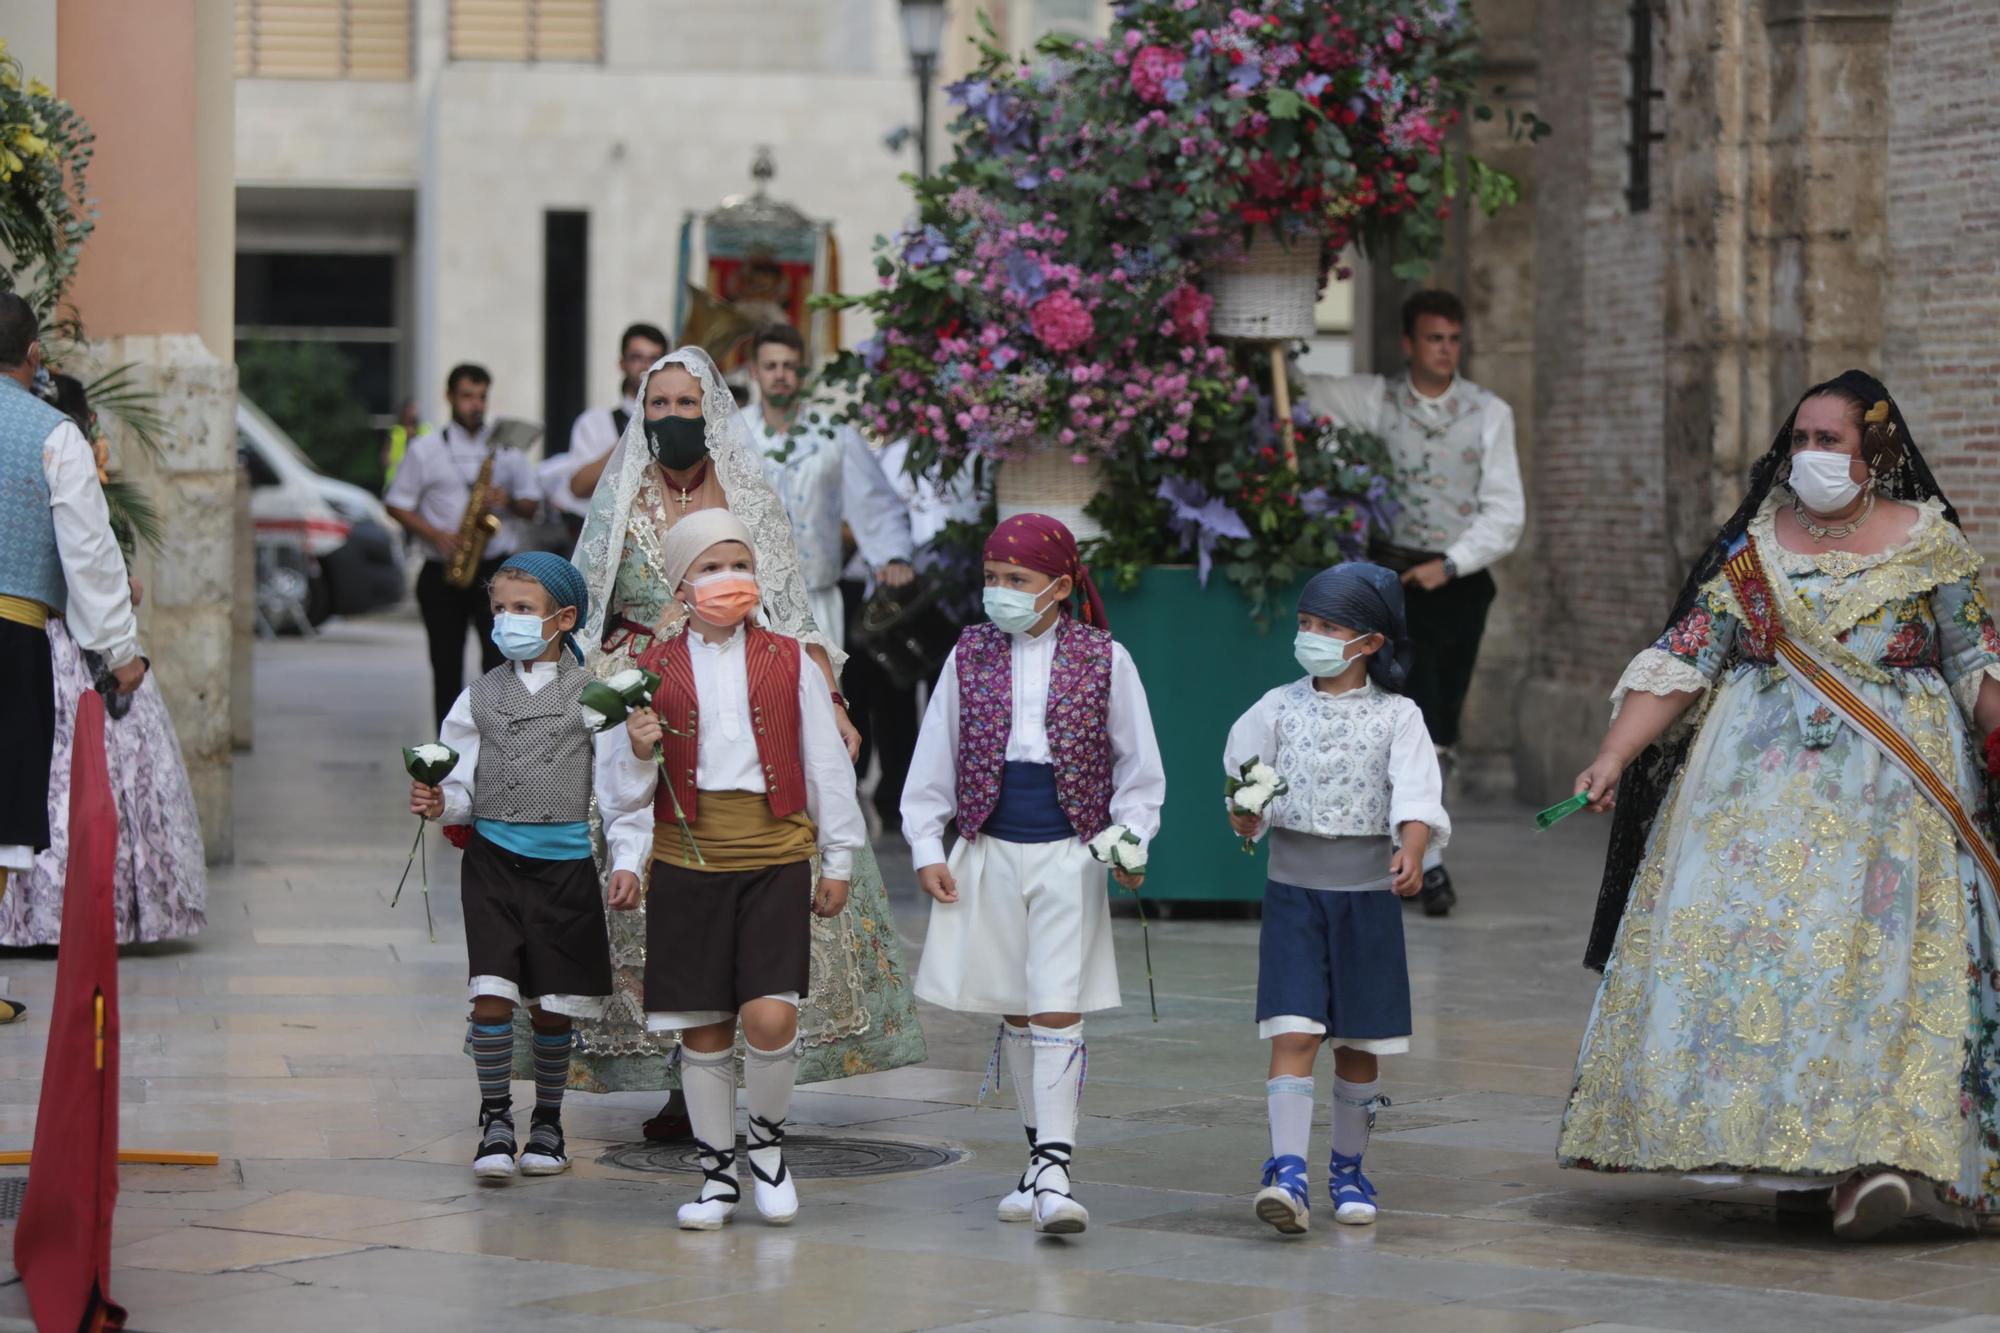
0,1178,24,1221
600,1135,960,1180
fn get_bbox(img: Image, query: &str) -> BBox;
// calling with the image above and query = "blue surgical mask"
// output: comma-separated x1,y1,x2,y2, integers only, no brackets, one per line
983,584,1055,635
491,611,558,661
1294,630,1372,678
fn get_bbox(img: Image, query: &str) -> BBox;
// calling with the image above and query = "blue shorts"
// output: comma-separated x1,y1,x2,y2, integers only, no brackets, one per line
1255,880,1411,1049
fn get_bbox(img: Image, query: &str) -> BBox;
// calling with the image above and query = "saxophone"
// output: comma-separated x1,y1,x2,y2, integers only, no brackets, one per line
443,450,502,588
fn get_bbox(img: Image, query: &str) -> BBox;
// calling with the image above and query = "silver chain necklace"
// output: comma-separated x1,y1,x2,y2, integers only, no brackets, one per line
1792,488,1875,542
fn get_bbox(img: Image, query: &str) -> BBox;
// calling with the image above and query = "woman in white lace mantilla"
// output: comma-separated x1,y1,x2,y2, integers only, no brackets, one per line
559,348,925,1123
1560,371,2000,1240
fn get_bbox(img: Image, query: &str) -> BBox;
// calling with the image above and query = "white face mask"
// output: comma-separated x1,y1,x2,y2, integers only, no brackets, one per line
1790,449,1863,514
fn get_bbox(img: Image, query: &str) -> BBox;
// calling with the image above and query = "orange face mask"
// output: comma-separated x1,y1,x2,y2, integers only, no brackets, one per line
686,572,760,627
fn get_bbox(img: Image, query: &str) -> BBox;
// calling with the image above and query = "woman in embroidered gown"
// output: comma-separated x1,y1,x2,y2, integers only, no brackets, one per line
561,347,925,1115
1559,371,2000,1238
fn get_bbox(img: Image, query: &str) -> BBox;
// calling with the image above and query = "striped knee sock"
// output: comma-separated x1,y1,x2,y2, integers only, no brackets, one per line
532,1028,573,1115
469,1020,513,1107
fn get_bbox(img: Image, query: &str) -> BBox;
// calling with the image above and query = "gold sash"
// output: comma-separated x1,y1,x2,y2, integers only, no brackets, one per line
653,789,816,873
0,594,49,630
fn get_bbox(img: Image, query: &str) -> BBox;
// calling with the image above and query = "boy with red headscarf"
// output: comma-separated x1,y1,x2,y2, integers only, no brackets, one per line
901,513,1166,1235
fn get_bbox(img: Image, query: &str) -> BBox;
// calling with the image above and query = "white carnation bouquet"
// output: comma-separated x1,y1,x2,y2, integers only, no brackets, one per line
1224,757,1288,855
1085,824,1157,1022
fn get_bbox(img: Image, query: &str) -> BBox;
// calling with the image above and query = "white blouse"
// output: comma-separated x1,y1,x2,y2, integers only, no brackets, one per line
901,622,1167,869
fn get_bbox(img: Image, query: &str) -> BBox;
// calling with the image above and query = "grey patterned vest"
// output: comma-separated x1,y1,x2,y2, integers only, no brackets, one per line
1376,376,1490,555
1268,679,1399,840
469,663,593,823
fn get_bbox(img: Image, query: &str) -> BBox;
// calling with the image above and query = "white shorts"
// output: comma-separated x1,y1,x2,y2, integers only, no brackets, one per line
915,834,1121,1015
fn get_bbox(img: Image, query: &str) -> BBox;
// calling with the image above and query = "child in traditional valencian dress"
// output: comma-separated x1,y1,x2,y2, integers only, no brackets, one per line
1223,564,1450,1234
409,552,650,1183
902,513,1166,1235
606,508,865,1231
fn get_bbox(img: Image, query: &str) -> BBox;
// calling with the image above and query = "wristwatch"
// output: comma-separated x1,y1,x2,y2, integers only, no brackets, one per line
1440,557,1458,582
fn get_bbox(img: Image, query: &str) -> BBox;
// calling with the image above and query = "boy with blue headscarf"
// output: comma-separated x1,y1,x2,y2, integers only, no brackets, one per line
1222,562,1451,1236
409,550,655,1184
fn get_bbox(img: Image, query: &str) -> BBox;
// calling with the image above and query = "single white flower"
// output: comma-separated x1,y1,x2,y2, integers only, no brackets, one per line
605,668,646,694
1246,760,1280,788
578,705,607,732
1110,837,1148,873
1232,781,1274,813
1086,825,1125,863
412,743,453,766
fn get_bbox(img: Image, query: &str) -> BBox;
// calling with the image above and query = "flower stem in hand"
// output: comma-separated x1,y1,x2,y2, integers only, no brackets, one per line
1121,880,1159,1023
651,743,705,867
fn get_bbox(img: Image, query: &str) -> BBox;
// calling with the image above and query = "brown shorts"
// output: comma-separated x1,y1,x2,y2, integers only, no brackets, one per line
643,858,812,1014
461,831,613,1005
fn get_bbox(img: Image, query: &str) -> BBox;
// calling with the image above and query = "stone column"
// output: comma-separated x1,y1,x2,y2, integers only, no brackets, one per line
57,0,240,862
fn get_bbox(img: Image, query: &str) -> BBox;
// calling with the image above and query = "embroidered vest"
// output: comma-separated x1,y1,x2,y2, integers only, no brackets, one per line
646,625,807,823
1375,376,1491,555
1268,679,1401,840
0,377,74,611
468,663,594,823
955,619,1115,842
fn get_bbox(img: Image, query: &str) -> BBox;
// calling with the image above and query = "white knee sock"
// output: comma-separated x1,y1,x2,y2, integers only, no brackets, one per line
1030,1021,1085,1152
681,1046,738,1196
1002,1022,1037,1138
1266,1075,1314,1163
1330,1074,1381,1160
743,1038,798,1180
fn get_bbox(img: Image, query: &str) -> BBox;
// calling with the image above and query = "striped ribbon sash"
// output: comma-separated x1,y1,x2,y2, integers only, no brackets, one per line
1722,542,2000,893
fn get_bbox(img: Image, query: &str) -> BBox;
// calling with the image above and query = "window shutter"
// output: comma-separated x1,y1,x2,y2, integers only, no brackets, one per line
450,0,602,63
235,0,412,80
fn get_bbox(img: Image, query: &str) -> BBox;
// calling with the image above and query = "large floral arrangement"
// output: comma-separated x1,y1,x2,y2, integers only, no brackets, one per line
820,1,1528,614
0,39,95,322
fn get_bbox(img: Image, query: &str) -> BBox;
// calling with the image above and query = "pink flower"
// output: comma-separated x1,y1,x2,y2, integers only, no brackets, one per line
1129,44,1185,106
954,269,974,285
1030,290,1095,352
1165,284,1213,343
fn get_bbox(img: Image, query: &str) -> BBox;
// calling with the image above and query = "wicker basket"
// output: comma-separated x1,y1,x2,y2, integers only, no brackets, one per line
1209,226,1320,341
996,449,1106,542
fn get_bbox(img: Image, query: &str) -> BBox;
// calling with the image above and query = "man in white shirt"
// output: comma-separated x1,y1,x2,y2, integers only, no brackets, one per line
737,324,915,646
0,295,145,994
384,364,543,727
538,322,668,538
1313,290,1525,917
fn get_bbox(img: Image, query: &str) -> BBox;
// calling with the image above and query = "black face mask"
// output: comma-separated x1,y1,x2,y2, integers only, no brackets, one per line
645,415,708,471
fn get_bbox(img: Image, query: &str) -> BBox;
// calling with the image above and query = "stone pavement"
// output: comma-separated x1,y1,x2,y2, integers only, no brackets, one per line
0,616,1996,1332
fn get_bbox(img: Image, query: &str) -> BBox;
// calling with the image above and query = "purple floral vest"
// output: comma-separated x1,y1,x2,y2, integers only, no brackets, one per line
955,618,1116,842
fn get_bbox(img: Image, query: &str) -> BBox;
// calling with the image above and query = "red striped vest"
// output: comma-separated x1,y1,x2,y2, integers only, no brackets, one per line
644,625,807,822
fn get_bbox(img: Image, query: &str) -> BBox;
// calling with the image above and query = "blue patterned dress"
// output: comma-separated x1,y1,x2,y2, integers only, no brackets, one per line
1560,499,2000,1215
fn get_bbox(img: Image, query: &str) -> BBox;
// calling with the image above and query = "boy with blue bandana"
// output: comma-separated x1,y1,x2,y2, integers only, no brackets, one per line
1223,563,1451,1234
410,550,653,1182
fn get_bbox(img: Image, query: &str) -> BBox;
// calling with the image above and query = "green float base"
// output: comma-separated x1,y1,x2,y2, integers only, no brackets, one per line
1098,565,1309,902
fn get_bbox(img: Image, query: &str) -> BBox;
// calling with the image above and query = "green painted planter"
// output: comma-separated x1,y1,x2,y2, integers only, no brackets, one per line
1098,564,1310,902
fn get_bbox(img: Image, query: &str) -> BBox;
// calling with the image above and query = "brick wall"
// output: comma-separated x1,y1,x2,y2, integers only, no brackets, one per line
1883,0,2000,563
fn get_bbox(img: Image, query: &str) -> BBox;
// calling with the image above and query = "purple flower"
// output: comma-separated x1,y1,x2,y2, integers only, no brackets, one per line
985,92,1033,153
947,77,990,111
1004,250,1047,300
990,345,1019,369
902,224,952,268
1298,72,1331,98
858,336,886,371
1228,60,1264,95
1163,76,1189,103
1157,476,1252,585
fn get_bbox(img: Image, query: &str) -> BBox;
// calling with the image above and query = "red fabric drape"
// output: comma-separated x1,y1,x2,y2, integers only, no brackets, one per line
16,690,125,1331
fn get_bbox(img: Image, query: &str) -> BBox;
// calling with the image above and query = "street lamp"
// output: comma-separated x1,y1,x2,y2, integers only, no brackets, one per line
899,0,948,179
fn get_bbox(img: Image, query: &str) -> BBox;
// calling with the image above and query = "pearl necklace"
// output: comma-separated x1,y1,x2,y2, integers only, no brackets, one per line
1792,488,1875,542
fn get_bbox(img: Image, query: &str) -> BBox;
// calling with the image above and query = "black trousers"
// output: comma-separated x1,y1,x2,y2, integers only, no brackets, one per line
1401,569,1496,751
840,578,919,822
416,557,506,728
0,619,54,851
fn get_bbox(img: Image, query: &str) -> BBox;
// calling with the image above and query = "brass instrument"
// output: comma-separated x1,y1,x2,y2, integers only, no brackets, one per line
443,449,502,588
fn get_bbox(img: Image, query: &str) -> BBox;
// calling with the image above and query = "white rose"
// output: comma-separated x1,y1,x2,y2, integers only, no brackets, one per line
1246,760,1280,788
1110,837,1148,873
1232,781,1273,814
605,668,646,694
1086,825,1126,864
412,743,453,766
578,705,608,732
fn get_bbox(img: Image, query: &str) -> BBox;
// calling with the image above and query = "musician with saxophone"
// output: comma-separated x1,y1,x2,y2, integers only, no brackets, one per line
385,364,543,727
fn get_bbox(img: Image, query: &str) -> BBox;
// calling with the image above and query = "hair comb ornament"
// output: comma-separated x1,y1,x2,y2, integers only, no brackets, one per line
1864,400,1891,424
